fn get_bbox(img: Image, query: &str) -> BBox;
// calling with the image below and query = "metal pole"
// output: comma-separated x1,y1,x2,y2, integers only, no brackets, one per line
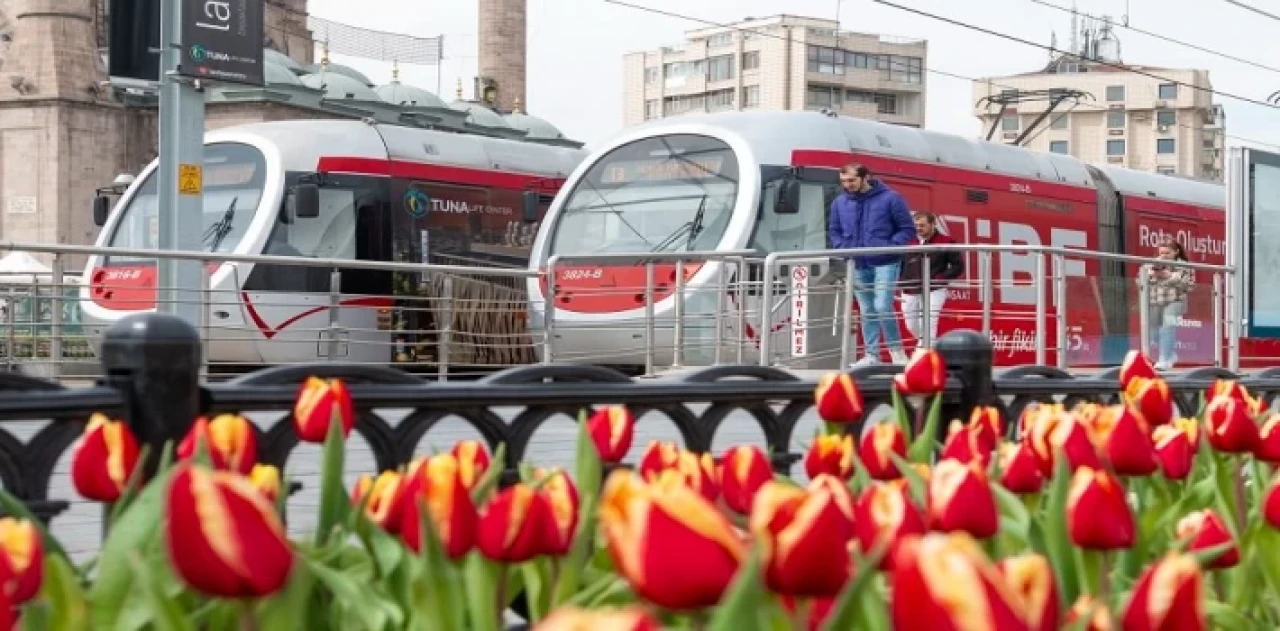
1033,252,1047,366
199,261,211,377
1137,265,1151,358
4,288,13,371
1227,269,1241,372
543,261,556,365
839,259,854,367
327,269,341,361
157,0,206,326
49,254,63,380
736,263,747,364
714,261,727,365
1213,273,1224,368
672,259,685,368
758,258,776,366
920,254,933,350
644,262,656,377
439,276,453,381
1053,254,1068,370
979,251,992,337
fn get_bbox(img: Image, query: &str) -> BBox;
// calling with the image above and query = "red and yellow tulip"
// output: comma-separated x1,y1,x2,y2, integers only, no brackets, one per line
176,414,258,475
450,440,491,491
352,470,405,532
0,518,42,605
814,373,864,424
749,480,855,597
1256,414,1280,464
1120,552,1205,631
1064,596,1114,631
998,554,1060,631
534,467,580,556
534,606,662,631
249,464,281,504
998,441,1045,495
585,406,635,464
1175,510,1239,570
859,423,907,481
1067,467,1134,550
940,421,995,468
398,453,478,559
719,445,774,515
969,405,1005,447
637,442,719,502
1089,404,1158,476
1153,418,1199,481
894,348,947,395
477,483,556,563
852,482,926,571
70,413,141,503
1205,395,1260,454
1119,350,1157,390
292,376,355,443
803,433,855,481
890,532,1030,631
1124,376,1175,427
928,459,998,539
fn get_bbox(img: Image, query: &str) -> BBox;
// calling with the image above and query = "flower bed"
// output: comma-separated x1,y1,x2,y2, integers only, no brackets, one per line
0,351,1273,629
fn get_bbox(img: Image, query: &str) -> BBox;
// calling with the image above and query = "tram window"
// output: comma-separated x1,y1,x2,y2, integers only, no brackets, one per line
248,187,361,293
752,181,827,252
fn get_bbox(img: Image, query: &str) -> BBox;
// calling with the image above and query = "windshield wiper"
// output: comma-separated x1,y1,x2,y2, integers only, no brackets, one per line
202,197,238,253
685,195,709,251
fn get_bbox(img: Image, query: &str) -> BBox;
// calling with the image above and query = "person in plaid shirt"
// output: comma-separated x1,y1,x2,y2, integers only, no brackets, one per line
1142,239,1194,370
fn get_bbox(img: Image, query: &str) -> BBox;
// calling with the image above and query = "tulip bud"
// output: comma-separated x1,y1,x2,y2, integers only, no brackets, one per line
891,533,1029,631
1256,414,1280,464
998,441,1045,495
450,440,491,490
1091,405,1158,476
1207,379,1265,416
1121,552,1205,631
1119,350,1157,390
1124,377,1175,427
533,467,580,556
928,459,998,539
1065,596,1114,631
894,348,947,395
1067,467,1134,550
71,413,141,503
814,373,864,424
599,470,745,610
1205,395,1260,454
1175,510,1239,570
638,442,719,502
477,483,556,564
803,433,855,481
399,454,478,559
858,423,907,481
249,464,282,504
177,414,258,475
293,376,355,443
998,554,1060,631
750,481,854,597
969,405,1005,446
585,406,635,464
806,474,856,522
1152,419,1198,481
1265,475,1280,531
853,482,926,571
939,421,994,468
165,465,293,598
0,518,42,605
352,470,405,532
1026,408,1100,476
534,606,662,631
720,445,774,515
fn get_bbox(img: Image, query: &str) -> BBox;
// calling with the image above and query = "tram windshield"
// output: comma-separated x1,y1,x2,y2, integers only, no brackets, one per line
102,142,268,265
548,134,739,256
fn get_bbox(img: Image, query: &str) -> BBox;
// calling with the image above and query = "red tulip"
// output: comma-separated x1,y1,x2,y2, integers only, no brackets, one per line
859,423,907,481
894,348,947,395
852,482,926,571
1119,350,1157,390
814,373,865,423
477,483,556,563
352,470,405,532
534,606,662,631
998,554,1060,631
1091,404,1158,476
939,421,994,468
803,433,856,481
0,518,42,605
806,474,856,523
998,441,1045,495
599,470,745,610
1256,414,1280,463
176,414,258,475
293,376,355,443
1124,377,1176,427
1204,395,1260,454
1206,379,1266,416
533,467,580,556
1121,552,1205,631
928,459,998,539
585,406,635,463
638,442,719,502
1152,419,1198,481
249,464,282,504
398,454,478,559
1024,406,1100,475
450,440,491,491
719,445,774,515
750,481,855,597
969,405,1005,446
1175,510,1239,570
1067,467,1134,550
165,464,293,598
1064,596,1114,631
1264,474,1280,531
70,413,142,503
891,533,1030,631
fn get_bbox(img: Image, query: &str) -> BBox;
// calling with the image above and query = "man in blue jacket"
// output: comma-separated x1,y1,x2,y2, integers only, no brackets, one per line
828,164,916,366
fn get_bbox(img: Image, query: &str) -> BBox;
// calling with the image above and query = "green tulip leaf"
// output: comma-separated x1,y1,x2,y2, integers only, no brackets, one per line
254,556,317,630
1041,448,1080,604
890,388,913,441
707,544,768,631
554,492,599,607
463,554,501,631
573,409,606,499
126,553,194,631
410,497,463,631
313,418,349,547
888,453,927,510
907,393,944,463
820,542,889,631
1205,599,1256,631
305,554,402,631
87,466,176,630
992,482,1030,541
36,552,89,631
469,442,508,506
105,443,153,530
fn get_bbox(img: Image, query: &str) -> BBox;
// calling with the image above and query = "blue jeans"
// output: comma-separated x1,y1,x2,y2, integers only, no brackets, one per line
1151,301,1186,362
853,262,904,357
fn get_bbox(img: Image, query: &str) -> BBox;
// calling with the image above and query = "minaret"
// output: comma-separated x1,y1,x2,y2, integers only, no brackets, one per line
1,0,105,102
477,0,527,112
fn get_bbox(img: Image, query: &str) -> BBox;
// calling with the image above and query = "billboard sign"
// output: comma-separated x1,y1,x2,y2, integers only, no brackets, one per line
108,0,163,85
180,0,265,86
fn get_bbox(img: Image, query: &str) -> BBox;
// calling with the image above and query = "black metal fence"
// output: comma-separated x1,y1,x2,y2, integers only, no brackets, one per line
2,313,1279,534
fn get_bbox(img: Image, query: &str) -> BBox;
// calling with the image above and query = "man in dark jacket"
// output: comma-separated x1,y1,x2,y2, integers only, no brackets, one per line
828,164,916,366
899,212,964,350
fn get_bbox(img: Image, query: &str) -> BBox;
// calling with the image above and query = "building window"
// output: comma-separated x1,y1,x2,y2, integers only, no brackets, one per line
742,51,760,71
1049,141,1069,154
707,33,733,47
1106,85,1125,101
644,67,659,84
849,52,868,69
663,94,705,115
1157,166,1176,175
743,85,760,108
1107,111,1126,128
886,56,923,84
806,85,841,108
1157,138,1176,154
1158,83,1178,100
1156,110,1176,127
1107,139,1126,156
706,88,735,111
874,93,899,114
644,100,661,120
706,55,734,82
807,46,844,74
1049,114,1069,130
1002,115,1020,131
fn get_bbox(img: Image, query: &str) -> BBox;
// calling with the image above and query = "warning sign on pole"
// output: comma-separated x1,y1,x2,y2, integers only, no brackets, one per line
791,266,809,357
178,164,202,196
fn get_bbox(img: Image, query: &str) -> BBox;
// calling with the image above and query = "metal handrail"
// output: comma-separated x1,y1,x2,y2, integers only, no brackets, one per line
761,243,1232,273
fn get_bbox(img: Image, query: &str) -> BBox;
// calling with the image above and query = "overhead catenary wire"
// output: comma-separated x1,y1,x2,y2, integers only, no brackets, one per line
1223,0,1280,23
601,0,1280,152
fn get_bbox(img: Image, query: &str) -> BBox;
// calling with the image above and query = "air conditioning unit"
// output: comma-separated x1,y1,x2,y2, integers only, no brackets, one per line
1107,156,1124,163
1133,112,1150,121
1155,100,1169,109
1158,125,1170,132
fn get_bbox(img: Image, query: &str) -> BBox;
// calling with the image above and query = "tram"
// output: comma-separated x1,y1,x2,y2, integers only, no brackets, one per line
79,119,586,366
527,110,1266,369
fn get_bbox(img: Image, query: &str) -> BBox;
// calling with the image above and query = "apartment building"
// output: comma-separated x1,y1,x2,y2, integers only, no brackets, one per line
622,15,928,127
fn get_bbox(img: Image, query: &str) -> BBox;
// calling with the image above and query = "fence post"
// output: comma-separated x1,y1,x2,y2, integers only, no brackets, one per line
100,313,203,478
935,329,996,442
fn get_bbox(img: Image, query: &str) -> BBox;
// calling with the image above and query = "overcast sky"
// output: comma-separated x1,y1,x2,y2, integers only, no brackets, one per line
307,0,1280,152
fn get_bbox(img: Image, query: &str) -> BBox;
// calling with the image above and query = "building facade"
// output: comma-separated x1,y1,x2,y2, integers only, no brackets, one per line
622,15,927,128
973,59,1225,181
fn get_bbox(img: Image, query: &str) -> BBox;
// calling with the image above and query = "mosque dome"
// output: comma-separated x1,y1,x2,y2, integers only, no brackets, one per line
376,82,447,108
300,71,380,101
449,100,512,129
301,61,374,87
504,108,567,141
264,48,302,73
265,60,303,86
